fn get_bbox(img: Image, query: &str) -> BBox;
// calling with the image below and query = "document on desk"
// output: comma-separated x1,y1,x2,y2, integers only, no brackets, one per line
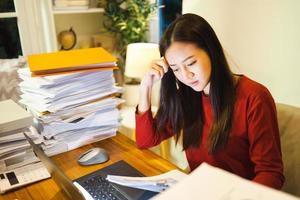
0,132,26,143
18,67,122,113
40,128,117,156
20,78,115,104
19,86,121,113
40,108,120,137
153,163,300,200
47,99,123,124
0,149,39,171
106,169,187,192
18,68,113,90
0,142,30,158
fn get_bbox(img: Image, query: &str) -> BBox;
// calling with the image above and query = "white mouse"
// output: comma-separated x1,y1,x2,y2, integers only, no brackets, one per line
78,147,109,166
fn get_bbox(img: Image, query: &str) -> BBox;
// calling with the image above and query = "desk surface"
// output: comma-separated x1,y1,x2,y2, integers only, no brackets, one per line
0,133,178,200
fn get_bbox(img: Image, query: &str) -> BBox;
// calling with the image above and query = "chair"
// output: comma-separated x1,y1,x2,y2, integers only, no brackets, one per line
276,103,300,197
160,103,300,195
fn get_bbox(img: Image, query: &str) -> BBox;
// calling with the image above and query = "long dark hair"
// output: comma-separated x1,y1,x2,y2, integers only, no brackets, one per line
156,13,236,154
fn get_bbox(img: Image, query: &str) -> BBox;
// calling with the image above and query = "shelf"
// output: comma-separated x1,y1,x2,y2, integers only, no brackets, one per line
53,8,104,15
0,12,17,18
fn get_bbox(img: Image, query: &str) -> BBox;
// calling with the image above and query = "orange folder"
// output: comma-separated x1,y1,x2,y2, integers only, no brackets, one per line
28,47,118,76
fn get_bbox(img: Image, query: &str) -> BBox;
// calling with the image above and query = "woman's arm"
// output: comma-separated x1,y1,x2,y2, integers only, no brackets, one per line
137,58,168,113
135,58,174,148
135,107,174,148
247,88,285,189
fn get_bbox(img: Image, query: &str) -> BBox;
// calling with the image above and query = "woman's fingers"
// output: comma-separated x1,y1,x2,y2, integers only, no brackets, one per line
140,58,169,88
158,57,169,73
151,64,165,78
148,67,161,80
150,58,169,78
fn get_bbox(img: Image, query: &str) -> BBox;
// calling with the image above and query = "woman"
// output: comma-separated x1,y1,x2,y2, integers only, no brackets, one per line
135,13,284,189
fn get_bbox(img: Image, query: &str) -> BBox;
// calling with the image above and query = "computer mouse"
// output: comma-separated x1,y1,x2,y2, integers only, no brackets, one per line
78,147,109,166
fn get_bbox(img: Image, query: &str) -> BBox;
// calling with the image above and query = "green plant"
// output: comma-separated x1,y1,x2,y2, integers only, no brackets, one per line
103,0,157,68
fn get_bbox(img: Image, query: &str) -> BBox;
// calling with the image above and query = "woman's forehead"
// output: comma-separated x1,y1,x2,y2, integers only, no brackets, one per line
165,42,201,62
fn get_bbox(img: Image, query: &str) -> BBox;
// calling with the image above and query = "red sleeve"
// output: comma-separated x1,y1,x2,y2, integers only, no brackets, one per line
247,89,285,189
135,106,174,149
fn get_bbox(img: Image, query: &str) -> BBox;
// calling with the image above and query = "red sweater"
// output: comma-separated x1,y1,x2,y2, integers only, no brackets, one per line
135,76,284,189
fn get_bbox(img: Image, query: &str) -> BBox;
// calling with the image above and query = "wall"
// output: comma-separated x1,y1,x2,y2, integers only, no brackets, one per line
183,0,300,107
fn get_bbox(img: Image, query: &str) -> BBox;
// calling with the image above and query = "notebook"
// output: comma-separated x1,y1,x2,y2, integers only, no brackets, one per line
24,133,158,200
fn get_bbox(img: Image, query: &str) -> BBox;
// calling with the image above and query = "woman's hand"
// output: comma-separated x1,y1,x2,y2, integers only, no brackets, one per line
140,58,169,89
138,58,169,113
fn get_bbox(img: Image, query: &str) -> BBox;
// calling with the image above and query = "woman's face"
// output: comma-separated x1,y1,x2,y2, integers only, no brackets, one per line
165,42,212,94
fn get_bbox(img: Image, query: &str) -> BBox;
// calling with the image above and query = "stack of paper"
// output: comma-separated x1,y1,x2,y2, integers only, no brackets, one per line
0,100,40,172
18,48,123,156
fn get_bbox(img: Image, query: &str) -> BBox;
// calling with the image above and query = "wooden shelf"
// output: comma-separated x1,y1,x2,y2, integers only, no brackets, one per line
53,8,104,15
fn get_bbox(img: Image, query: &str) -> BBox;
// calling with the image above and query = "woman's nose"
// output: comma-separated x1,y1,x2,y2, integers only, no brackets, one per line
181,67,194,80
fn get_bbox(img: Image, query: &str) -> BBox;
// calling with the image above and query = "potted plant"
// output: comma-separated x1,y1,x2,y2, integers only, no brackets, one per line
103,0,157,70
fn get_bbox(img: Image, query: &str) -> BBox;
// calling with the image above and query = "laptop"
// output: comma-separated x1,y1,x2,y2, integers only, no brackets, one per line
24,134,158,200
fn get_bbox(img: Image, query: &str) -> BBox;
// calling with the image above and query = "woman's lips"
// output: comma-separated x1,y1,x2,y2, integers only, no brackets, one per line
190,80,199,86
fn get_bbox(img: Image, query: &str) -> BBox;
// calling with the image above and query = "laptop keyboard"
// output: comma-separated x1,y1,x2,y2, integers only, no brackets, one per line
81,175,127,200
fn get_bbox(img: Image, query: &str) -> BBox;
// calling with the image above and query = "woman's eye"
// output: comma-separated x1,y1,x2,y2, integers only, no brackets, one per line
173,68,179,72
187,60,196,66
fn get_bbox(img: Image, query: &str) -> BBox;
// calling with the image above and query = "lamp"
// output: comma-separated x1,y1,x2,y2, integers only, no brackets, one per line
123,43,160,106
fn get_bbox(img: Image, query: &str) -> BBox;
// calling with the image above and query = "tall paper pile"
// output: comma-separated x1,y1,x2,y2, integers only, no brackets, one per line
18,48,123,156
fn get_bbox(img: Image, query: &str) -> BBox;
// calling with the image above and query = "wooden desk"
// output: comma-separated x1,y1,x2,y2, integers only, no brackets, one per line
0,133,178,200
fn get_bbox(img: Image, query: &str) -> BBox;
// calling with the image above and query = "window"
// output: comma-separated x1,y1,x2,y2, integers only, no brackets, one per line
0,0,23,58
158,0,182,38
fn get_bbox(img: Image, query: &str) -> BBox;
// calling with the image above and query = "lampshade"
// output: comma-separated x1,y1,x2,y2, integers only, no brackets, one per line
125,43,160,79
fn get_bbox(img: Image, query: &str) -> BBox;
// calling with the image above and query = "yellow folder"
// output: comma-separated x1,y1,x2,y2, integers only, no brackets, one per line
28,47,118,76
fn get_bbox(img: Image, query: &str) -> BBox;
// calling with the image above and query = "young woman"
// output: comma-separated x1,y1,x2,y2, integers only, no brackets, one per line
135,13,284,189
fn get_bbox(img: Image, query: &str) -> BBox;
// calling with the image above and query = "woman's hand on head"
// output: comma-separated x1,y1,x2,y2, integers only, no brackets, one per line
138,58,168,113
140,58,169,89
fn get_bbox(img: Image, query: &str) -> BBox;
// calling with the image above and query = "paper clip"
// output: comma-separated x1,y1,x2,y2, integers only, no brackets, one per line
154,178,177,189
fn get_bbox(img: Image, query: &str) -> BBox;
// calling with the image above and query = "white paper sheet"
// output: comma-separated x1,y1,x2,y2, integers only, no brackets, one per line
153,163,300,200
41,109,119,137
107,170,187,192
